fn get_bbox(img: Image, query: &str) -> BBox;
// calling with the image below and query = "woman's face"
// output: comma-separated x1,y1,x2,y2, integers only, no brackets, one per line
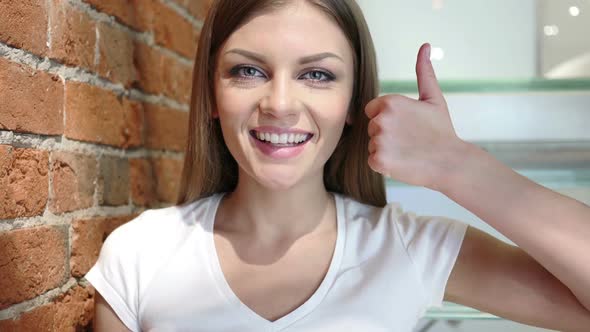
214,1,355,191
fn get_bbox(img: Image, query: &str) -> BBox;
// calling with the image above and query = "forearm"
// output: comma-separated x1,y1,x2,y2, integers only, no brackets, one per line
438,141,590,311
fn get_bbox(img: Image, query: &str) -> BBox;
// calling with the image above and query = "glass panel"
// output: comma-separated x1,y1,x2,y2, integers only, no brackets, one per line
357,0,590,92
424,302,501,320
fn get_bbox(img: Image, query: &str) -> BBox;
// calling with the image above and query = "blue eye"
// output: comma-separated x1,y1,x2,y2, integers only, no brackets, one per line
231,66,265,78
302,70,335,83
229,65,335,85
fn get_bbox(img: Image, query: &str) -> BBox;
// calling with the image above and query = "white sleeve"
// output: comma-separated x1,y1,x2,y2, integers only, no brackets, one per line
392,204,468,308
84,215,144,332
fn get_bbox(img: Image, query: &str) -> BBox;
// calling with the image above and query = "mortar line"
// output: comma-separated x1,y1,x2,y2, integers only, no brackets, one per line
0,42,189,113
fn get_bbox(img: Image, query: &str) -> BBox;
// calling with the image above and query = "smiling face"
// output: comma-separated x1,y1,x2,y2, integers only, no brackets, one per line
214,0,355,191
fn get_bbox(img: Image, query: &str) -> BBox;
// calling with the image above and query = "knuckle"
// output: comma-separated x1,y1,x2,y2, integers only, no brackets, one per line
371,158,388,174
373,135,386,148
363,103,372,116
364,103,374,117
383,94,406,108
368,140,376,153
368,154,381,172
372,152,387,168
367,120,377,136
373,135,387,147
370,115,383,129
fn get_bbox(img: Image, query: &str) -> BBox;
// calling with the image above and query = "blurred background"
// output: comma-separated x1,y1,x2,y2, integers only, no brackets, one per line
359,0,590,80
356,0,590,331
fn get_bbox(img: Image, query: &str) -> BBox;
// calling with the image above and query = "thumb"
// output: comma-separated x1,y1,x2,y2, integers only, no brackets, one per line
416,43,444,104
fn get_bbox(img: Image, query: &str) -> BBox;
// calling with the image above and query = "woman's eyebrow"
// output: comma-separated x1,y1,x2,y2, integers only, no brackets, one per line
223,48,344,64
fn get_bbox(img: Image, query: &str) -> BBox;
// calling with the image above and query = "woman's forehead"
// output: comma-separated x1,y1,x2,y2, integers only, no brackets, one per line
220,2,354,66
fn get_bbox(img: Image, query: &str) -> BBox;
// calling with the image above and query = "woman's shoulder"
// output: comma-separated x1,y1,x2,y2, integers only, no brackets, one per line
84,193,223,326
94,194,222,273
108,193,221,242
338,193,467,237
87,193,222,287
336,192,403,223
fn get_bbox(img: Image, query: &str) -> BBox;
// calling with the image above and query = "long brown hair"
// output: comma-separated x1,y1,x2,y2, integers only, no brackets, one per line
176,0,386,207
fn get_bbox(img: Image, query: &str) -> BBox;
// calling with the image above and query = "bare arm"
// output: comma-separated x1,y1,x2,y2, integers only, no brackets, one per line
93,291,132,332
446,225,590,331
439,141,590,312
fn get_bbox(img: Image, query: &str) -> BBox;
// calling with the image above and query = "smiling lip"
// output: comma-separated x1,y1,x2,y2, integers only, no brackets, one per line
249,127,313,159
251,126,313,135
250,135,311,159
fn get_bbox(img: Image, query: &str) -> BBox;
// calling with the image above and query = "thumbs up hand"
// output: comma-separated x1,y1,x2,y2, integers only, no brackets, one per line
365,43,466,192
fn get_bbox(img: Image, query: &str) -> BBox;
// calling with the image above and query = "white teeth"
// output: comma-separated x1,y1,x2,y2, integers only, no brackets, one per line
270,133,279,144
254,131,310,144
279,133,288,144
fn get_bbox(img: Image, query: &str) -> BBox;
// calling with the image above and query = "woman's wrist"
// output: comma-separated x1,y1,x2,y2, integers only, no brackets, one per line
430,138,482,194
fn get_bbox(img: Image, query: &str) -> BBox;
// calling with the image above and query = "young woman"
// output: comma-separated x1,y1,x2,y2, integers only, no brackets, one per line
86,0,590,331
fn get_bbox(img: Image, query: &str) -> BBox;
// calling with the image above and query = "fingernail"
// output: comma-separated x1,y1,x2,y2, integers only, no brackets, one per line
426,43,431,61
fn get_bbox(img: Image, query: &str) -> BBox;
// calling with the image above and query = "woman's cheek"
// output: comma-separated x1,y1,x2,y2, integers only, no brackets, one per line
312,99,349,134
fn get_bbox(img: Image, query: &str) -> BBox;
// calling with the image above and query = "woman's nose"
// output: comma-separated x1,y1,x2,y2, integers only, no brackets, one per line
259,72,299,118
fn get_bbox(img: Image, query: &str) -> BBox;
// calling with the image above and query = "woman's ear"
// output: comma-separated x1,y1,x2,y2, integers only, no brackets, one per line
212,109,219,119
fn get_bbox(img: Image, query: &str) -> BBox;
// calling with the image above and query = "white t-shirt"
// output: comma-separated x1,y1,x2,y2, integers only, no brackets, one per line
84,192,468,332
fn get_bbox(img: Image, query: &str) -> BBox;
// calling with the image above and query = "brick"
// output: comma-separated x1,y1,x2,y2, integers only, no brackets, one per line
64,82,143,148
132,156,183,204
0,284,93,332
83,0,135,29
0,225,68,310
144,104,188,151
98,156,129,206
0,58,64,136
170,0,185,6
71,214,138,277
153,157,183,203
186,0,214,20
132,40,166,96
162,56,193,104
129,158,157,207
49,151,97,214
49,0,96,71
132,41,193,103
83,0,152,32
97,22,137,87
0,0,48,56
151,0,198,58
0,146,49,219
171,0,212,21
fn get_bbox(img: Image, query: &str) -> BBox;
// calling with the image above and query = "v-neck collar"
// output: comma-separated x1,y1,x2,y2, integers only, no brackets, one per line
203,192,346,331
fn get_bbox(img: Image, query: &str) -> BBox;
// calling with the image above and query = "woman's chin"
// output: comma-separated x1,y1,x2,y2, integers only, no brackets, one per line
254,174,301,191
249,167,306,191
241,161,323,192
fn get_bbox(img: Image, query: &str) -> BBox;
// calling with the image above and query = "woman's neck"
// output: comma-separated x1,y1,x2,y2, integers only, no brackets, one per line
216,171,335,244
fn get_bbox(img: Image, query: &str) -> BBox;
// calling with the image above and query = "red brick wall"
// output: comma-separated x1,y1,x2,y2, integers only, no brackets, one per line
0,0,211,330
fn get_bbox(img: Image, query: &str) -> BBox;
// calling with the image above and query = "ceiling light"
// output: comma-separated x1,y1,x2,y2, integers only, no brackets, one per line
432,0,444,10
543,25,559,36
430,47,445,61
569,6,580,16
